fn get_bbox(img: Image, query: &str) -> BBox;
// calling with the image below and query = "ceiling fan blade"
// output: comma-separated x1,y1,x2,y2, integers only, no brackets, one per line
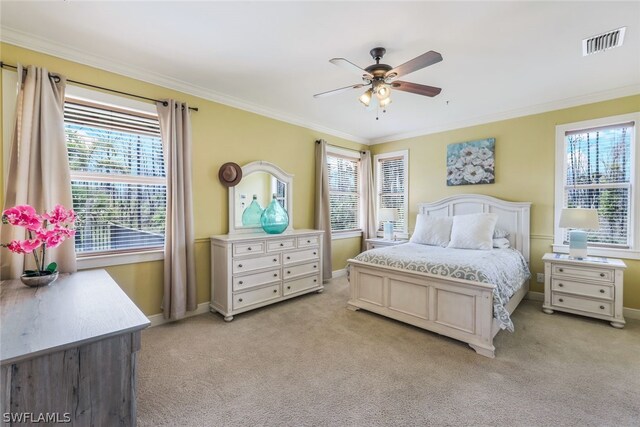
313,83,366,98
391,81,442,97
385,51,442,80
329,58,374,80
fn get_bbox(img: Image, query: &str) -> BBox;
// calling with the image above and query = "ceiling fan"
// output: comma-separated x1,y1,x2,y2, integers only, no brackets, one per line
314,47,442,115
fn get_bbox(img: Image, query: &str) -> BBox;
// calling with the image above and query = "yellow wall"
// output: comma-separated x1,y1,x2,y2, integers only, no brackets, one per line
0,43,365,315
371,95,640,310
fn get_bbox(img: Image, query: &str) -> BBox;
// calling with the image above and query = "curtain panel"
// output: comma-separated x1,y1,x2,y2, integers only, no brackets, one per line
1,65,76,279
360,150,377,251
156,100,197,320
315,139,333,280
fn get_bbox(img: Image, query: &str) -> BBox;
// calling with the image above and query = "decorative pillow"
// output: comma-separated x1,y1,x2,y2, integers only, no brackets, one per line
410,214,453,247
492,237,511,249
493,228,510,239
447,213,498,250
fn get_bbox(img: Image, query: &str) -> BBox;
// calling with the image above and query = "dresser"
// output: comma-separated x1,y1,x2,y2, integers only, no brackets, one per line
1,270,149,426
542,253,626,328
210,229,324,321
365,238,409,251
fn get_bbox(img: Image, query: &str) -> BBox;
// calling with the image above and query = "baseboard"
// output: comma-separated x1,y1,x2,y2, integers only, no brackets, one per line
148,301,211,327
332,268,347,278
526,290,640,320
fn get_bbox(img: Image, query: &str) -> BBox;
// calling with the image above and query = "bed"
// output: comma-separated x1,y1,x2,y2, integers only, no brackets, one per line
347,194,532,358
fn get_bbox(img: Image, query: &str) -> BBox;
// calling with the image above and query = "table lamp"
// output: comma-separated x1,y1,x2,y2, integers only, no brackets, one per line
559,208,600,259
378,208,399,240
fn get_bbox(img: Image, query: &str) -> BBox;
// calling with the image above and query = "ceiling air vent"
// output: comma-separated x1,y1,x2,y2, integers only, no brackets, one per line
582,27,626,56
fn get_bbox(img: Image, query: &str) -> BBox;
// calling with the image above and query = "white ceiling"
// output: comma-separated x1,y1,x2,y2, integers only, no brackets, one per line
1,1,639,144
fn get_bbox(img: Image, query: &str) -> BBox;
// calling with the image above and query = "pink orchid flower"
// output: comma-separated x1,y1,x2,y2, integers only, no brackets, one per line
5,239,42,254
6,240,26,254
2,205,42,231
42,205,76,226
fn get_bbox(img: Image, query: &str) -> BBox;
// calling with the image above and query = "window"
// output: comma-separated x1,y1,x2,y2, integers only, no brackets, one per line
554,113,640,259
64,99,167,256
327,147,361,234
375,150,409,237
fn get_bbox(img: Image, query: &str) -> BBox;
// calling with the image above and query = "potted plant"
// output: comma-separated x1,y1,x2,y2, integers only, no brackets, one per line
1,204,76,287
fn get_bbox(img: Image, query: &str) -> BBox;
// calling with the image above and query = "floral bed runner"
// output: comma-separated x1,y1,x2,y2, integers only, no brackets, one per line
352,243,531,331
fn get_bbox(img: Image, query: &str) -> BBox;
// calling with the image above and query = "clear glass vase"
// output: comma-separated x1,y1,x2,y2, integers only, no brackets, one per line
260,194,289,234
242,195,263,227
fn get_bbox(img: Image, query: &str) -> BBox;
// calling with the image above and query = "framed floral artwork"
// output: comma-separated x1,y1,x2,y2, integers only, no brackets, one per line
446,138,495,186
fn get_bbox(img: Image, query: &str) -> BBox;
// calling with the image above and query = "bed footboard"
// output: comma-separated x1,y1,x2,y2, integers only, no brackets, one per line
348,260,498,358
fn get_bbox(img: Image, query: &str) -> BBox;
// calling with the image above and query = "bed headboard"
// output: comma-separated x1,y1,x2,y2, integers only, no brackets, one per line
417,194,532,263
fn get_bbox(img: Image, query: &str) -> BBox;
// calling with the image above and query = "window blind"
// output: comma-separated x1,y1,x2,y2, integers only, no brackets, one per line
327,155,360,231
378,156,407,233
64,100,167,254
563,122,632,247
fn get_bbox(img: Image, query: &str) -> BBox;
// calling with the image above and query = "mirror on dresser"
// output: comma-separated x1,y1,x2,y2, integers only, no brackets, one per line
229,161,294,234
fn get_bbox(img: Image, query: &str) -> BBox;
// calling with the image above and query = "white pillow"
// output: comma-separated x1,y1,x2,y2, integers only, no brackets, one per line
447,213,498,250
493,228,510,239
492,237,511,249
410,214,453,247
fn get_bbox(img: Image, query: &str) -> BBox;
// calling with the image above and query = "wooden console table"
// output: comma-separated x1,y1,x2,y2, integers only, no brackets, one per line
1,270,150,426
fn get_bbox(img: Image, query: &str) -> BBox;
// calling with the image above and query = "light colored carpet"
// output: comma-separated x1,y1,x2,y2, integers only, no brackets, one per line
137,277,640,426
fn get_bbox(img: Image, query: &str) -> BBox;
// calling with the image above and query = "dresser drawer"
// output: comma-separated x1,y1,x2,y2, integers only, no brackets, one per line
233,284,281,310
233,254,280,274
233,242,265,256
284,275,320,296
552,293,613,316
283,261,319,280
267,238,295,252
551,278,612,300
283,248,319,265
552,263,613,283
297,235,319,247
233,269,280,291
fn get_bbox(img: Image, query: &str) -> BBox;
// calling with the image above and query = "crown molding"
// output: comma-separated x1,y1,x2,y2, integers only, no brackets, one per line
0,26,370,145
369,84,640,145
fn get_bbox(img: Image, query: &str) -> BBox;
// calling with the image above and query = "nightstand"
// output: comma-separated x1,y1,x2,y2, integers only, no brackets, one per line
365,238,409,251
542,253,626,328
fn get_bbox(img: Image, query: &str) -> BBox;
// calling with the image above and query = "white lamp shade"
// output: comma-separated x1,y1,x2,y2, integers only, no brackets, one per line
559,208,600,230
378,208,399,222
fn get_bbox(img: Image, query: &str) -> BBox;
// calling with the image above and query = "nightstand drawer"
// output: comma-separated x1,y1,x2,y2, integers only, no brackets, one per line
551,278,613,300
552,294,613,316
552,264,613,283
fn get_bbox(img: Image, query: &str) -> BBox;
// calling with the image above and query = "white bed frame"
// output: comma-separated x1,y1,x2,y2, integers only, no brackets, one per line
347,195,531,358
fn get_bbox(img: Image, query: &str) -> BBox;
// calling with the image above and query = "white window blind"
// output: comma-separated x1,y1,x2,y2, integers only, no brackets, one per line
64,100,167,255
376,153,408,234
327,154,360,232
563,122,633,247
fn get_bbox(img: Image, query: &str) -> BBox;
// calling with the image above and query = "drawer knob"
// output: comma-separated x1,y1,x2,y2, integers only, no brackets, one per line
600,305,605,310
313,265,317,269
287,286,291,290
273,289,278,293
599,289,605,293
307,240,311,243
238,264,243,268
273,258,277,262
287,256,291,260
313,279,317,283
287,271,291,274
313,252,317,255
273,273,278,277
558,283,563,287
559,298,564,302
600,273,605,277
238,298,243,302
239,281,243,285
248,247,252,251
559,268,564,272
280,243,284,247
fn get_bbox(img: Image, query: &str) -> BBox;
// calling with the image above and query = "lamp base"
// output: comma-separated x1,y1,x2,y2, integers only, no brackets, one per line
383,221,393,240
568,229,588,259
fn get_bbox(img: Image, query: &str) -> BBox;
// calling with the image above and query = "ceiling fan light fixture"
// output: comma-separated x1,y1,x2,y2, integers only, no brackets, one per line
379,97,392,108
359,89,373,107
375,83,391,100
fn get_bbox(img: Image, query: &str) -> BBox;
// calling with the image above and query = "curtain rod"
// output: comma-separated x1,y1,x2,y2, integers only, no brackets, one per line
316,139,366,155
0,61,199,112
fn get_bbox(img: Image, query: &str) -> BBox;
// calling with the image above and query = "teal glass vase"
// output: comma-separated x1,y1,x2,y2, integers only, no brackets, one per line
242,195,263,227
260,194,289,234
